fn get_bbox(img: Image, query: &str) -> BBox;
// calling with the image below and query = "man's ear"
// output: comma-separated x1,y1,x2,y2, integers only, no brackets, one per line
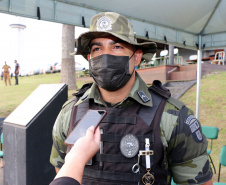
87,54,91,60
134,49,143,66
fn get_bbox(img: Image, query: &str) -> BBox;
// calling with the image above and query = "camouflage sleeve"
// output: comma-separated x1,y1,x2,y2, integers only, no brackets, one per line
167,105,213,184
49,98,75,169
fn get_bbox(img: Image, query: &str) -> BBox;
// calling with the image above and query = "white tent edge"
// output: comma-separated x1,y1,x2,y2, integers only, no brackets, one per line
1,2,226,50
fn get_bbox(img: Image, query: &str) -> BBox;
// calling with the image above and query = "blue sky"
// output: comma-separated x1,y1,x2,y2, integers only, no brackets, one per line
0,13,89,71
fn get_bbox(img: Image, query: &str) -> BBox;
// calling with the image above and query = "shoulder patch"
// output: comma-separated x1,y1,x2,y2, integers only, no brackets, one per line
184,114,203,143
62,97,76,108
167,97,185,110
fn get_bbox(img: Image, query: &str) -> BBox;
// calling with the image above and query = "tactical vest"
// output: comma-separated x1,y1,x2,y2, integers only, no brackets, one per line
66,81,171,185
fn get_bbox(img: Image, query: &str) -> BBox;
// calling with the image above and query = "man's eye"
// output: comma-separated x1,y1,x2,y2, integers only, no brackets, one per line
92,47,100,52
114,45,123,49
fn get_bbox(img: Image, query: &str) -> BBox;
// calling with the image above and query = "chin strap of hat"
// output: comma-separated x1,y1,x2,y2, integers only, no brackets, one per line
129,50,136,60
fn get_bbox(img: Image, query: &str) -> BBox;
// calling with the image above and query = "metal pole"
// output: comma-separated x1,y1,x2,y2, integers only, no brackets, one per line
8,0,12,12
54,1,57,20
169,45,174,66
196,35,202,119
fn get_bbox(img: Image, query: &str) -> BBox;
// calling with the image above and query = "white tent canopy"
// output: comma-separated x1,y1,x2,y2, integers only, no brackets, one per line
1,0,226,49
1,0,226,118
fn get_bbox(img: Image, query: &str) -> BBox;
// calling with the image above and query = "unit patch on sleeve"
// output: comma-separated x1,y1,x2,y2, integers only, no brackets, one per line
184,115,203,143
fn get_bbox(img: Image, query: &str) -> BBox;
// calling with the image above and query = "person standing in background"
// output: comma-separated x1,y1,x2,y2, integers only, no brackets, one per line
14,60,20,85
2,61,11,86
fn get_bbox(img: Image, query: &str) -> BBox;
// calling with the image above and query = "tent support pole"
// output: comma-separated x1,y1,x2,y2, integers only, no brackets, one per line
196,35,202,119
8,0,12,12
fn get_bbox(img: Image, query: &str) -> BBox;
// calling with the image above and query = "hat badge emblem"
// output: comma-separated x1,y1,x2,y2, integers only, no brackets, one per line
97,16,112,31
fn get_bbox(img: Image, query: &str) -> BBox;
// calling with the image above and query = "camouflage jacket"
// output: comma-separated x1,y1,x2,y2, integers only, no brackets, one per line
50,73,212,184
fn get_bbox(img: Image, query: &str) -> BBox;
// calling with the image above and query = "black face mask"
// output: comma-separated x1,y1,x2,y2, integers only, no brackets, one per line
89,54,135,91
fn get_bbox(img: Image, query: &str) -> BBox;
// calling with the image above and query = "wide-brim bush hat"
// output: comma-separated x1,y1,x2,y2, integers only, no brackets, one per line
75,12,157,61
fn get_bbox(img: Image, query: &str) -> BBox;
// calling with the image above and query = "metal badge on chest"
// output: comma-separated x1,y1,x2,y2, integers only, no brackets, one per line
120,134,155,185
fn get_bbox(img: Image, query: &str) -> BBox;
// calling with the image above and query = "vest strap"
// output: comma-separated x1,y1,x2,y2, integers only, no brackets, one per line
84,168,142,182
102,115,136,124
101,133,154,143
95,154,137,163
138,92,162,126
75,99,90,123
148,80,171,99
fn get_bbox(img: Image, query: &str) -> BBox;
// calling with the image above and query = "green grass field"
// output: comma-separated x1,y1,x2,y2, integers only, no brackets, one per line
0,73,92,117
1,72,226,182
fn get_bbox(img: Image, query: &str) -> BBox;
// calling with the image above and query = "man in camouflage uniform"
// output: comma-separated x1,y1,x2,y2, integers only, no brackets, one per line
50,12,213,185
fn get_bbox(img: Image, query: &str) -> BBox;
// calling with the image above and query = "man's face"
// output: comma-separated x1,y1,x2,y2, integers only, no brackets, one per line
88,36,142,74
